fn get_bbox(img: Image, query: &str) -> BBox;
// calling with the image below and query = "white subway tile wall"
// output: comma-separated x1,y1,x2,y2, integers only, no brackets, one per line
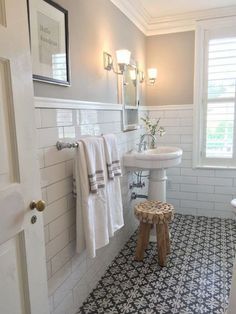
35,107,142,314
146,106,236,219
36,103,236,314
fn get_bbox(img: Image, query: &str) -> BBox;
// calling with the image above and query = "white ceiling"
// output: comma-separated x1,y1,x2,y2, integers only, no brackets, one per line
138,0,236,18
110,0,236,35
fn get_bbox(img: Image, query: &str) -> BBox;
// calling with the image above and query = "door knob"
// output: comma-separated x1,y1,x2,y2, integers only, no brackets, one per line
30,200,46,212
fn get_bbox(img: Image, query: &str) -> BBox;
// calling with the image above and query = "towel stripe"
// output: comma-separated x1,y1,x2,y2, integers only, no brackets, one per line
107,160,121,180
88,169,105,193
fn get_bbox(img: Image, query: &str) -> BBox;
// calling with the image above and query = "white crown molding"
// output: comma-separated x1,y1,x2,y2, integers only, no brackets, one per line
110,1,236,35
139,104,193,111
34,97,123,111
147,6,236,35
110,0,149,34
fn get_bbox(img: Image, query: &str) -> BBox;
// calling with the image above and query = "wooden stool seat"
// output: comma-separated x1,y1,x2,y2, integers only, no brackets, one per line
134,200,174,267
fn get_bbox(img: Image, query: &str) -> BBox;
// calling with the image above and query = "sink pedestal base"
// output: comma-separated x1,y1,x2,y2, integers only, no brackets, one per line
148,169,167,242
148,169,167,201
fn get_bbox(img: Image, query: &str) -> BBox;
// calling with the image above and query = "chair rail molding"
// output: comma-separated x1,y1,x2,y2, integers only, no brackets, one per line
34,97,124,111
139,104,193,111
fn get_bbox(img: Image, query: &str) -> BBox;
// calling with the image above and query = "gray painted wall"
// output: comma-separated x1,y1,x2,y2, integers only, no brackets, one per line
146,31,195,106
34,1,195,107
34,0,146,105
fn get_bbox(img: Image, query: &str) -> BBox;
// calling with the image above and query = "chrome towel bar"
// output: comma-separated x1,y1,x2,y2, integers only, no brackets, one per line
56,141,79,150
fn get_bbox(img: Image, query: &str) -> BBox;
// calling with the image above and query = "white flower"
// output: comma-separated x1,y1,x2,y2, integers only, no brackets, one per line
141,115,165,137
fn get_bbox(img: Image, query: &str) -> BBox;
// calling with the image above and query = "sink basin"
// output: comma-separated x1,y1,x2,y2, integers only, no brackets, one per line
123,146,183,170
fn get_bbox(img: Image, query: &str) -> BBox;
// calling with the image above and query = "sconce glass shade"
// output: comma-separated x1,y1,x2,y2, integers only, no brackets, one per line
148,68,158,79
116,49,131,65
148,68,158,85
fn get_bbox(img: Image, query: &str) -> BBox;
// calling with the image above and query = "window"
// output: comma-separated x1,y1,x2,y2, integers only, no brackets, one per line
194,17,236,168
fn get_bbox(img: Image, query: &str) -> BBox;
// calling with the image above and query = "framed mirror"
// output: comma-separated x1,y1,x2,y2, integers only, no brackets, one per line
123,62,139,108
121,60,140,131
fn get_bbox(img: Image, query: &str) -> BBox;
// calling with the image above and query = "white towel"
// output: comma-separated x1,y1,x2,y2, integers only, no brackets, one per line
103,134,122,179
80,137,106,193
74,142,86,254
103,134,124,236
74,141,109,258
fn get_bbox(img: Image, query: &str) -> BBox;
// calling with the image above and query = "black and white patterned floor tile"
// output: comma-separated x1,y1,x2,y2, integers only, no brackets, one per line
78,214,236,314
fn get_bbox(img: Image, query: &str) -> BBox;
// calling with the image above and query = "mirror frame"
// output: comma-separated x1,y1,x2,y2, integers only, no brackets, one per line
122,60,139,109
119,58,140,132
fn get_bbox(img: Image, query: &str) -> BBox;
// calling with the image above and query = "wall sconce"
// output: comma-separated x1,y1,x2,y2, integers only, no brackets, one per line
138,68,157,85
129,69,137,81
103,49,131,75
148,68,158,85
139,71,145,83
129,69,137,87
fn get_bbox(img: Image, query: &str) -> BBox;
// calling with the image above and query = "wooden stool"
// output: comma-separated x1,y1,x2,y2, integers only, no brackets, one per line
134,200,174,267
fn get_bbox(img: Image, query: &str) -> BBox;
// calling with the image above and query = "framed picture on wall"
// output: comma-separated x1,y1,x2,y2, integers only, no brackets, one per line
27,0,70,86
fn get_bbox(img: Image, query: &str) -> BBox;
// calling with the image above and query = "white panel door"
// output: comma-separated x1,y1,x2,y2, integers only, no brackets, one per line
227,259,236,314
0,0,49,313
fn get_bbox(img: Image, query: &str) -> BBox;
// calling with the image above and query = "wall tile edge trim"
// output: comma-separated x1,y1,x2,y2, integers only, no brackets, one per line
34,97,124,111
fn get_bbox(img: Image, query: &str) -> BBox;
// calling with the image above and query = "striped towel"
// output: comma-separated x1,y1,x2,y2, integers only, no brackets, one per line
107,160,121,179
74,141,109,257
80,137,106,193
103,134,122,180
73,142,79,198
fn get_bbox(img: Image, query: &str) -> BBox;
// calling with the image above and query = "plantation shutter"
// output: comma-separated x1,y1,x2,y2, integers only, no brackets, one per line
202,28,236,165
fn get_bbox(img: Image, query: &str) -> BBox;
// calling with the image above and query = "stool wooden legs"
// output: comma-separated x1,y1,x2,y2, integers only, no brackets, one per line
135,222,151,261
156,223,167,267
135,222,171,266
164,223,170,254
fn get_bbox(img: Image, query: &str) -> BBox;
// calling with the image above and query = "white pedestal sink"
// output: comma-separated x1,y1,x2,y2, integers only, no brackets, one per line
123,146,183,241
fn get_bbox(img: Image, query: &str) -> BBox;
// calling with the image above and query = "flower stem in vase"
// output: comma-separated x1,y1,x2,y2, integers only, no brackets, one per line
150,136,156,149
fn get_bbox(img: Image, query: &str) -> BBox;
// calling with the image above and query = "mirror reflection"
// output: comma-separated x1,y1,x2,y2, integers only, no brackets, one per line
123,64,138,107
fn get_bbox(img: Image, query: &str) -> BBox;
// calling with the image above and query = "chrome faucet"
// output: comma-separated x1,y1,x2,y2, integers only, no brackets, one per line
138,133,156,152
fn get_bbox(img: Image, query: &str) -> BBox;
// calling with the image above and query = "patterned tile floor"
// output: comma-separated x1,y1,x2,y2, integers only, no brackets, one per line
78,214,236,314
